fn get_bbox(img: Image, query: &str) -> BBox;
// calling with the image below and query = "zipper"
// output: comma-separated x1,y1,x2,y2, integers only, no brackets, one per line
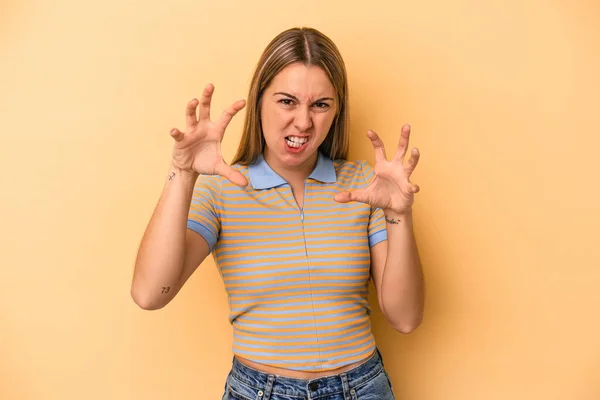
299,183,307,255
299,182,321,361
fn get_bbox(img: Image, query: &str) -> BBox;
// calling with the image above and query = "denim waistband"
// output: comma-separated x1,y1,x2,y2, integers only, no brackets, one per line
229,348,386,399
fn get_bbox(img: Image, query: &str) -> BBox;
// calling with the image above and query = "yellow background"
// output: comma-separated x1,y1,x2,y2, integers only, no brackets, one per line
2,0,599,399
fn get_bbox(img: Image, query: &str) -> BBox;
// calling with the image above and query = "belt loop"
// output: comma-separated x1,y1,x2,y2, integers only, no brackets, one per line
340,373,351,400
263,374,275,400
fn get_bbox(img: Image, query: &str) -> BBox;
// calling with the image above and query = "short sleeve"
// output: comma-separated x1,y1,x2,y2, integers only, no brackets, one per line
187,175,222,252
361,161,388,247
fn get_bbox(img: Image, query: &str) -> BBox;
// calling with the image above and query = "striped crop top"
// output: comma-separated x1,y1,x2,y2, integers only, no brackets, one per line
187,151,388,372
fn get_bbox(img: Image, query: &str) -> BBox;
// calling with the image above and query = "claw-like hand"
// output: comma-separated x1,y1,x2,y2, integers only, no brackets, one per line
334,124,420,215
170,83,248,187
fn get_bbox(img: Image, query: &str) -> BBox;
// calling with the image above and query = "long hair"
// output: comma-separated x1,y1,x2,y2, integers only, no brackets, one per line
231,27,350,165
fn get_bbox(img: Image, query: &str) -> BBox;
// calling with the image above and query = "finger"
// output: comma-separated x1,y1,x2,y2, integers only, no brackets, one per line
214,162,248,188
366,130,387,162
409,183,420,194
198,83,215,121
170,127,185,142
334,189,369,204
394,124,411,163
405,147,420,177
185,99,199,129
215,99,247,132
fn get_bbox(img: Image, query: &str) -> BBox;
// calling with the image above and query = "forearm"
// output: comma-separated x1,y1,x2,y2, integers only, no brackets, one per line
131,166,198,309
380,211,424,333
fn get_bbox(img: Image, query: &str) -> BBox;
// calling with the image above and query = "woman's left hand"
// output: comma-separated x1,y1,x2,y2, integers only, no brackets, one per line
334,124,420,216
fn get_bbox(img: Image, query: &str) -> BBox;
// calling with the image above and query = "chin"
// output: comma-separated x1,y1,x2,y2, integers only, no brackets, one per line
283,149,317,163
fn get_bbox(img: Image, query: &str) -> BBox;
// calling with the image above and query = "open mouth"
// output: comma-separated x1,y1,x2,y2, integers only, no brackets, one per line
285,136,309,150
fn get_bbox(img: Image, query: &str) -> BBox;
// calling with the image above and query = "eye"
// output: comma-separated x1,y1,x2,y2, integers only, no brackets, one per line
313,102,330,109
278,99,294,106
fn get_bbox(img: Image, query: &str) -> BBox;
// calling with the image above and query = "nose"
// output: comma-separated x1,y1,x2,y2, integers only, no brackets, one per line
293,106,313,132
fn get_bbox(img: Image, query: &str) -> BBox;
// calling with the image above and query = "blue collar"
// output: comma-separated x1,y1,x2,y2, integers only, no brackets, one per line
248,152,337,190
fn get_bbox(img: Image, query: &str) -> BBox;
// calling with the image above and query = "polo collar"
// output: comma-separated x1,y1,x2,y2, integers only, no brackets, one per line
248,151,337,190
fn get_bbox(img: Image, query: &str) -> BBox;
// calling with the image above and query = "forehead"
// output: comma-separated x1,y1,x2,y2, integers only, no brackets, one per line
268,63,335,99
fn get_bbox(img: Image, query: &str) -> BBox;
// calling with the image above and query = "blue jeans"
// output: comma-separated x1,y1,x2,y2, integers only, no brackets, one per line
222,348,395,400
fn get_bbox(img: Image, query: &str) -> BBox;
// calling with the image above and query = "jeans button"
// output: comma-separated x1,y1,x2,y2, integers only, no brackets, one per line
309,382,319,391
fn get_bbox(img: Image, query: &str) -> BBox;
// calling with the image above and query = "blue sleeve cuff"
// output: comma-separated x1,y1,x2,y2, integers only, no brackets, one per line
187,220,218,252
369,229,387,247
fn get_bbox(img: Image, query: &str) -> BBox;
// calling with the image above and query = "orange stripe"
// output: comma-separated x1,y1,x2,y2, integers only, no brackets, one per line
218,252,369,264
236,305,363,319
220,227,367,238
222,209,298,216
221,257,369,271
221,260,369,271
236,310,366,325
230,291,367,302
216,245,368,260
234,323,370,343
237,304,365,321
234,335,372,355
232,316,369,333
192,181,219,191
234,322,370,341
188,213,218,232
216,237,367,246
223,268,369,280
220,213,368,223
220,216,301,223
217,248,368,262
227,283,365,295
224,275,366,288
233,299,362,312
232,342,374,361
221,203,366,215
221,198,289,208
217,191,284,202
231,296,368,306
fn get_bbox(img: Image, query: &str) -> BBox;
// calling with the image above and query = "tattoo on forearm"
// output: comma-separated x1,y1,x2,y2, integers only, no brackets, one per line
168,172,176,181
385,217,400,224
161,286,170,294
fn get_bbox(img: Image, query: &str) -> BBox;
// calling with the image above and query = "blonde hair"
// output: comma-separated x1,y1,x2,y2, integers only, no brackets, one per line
231,27,350,165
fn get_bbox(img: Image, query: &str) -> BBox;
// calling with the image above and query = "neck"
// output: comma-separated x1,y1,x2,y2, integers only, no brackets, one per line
263,149,318,186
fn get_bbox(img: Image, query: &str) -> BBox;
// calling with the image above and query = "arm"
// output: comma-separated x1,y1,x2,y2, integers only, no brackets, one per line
130,86,247,310
370,211,424,333
130,167,210,310
335,125,425,333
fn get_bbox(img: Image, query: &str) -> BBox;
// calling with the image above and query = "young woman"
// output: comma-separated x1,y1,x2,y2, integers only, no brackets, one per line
132,27,424,400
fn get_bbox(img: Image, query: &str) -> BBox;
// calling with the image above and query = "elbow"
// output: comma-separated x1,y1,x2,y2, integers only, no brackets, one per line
385,310,423,334
130,286,166,311
380,295,424,334
392,318,422,334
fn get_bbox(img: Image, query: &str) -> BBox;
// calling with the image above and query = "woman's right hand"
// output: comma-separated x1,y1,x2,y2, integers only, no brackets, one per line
170,83,248,187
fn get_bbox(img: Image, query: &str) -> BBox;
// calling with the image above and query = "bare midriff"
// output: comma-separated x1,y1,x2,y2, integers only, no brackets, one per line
234,350,375,379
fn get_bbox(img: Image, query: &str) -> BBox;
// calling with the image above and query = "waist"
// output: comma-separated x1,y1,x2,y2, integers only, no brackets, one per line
234,350,375,379
229,347,385,397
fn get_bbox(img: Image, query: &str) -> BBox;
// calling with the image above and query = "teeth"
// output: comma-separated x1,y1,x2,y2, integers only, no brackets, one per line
287,136,308,143
286,136,308,148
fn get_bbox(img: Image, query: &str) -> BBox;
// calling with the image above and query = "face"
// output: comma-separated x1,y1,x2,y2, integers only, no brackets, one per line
260,63,338,171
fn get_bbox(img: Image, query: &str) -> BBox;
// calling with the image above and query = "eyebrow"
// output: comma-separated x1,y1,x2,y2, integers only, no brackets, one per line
273,92,334,103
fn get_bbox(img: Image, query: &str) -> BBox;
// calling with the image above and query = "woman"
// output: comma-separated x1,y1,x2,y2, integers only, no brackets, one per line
132,27,424,400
